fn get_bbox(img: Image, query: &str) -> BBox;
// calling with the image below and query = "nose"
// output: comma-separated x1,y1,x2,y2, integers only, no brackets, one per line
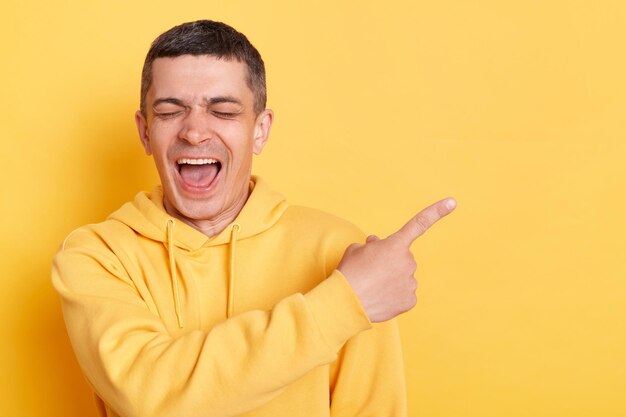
179,107,213,145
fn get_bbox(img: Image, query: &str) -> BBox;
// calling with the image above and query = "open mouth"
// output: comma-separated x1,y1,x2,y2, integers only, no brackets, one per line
176,158,222,189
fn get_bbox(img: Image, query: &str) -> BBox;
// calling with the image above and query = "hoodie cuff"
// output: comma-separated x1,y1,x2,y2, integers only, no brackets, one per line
304,270,373,351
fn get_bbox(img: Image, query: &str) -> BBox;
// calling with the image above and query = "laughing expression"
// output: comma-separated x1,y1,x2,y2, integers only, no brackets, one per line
135,55,273,235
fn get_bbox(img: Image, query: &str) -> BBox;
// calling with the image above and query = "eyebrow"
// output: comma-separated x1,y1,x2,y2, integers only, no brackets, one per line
206,96,243,106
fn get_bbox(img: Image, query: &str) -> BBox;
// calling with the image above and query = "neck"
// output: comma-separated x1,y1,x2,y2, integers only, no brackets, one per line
163,190,249,238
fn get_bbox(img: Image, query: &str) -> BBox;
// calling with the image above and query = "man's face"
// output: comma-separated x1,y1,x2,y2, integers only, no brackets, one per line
135,55,273,230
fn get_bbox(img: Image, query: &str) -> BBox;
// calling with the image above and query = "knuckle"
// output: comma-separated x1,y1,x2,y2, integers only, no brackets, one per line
343,243,360,256
404,293,417,310
414,215,431,232
390,239,404,251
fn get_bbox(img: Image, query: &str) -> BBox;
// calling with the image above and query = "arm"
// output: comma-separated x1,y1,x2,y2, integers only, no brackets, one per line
52,239,371,417
327,198,457,416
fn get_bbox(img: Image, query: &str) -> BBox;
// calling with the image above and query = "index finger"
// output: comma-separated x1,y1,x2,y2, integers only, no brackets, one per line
391,197,457,245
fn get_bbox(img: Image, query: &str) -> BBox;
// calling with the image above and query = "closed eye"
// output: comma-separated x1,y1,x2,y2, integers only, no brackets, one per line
154,111,183,119
212,111,238,119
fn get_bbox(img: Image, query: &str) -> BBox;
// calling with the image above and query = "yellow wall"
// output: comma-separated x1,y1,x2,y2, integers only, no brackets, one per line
2,1,625,416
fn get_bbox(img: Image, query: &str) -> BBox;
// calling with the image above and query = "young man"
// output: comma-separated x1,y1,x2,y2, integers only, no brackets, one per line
52,20,455,417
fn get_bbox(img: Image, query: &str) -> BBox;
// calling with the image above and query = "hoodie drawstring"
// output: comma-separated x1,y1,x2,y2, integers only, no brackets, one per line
166,219,184,328
227,223,241,318
165,220,240,325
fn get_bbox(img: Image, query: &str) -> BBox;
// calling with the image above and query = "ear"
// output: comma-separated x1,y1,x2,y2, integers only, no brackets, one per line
252,109,274,155
135,110,152,155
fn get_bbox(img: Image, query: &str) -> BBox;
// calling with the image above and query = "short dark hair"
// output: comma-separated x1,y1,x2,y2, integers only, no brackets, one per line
140,20,266,116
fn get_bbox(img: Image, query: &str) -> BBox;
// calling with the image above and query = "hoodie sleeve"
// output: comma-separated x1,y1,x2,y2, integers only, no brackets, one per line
52,230,372,417
329,320,407,417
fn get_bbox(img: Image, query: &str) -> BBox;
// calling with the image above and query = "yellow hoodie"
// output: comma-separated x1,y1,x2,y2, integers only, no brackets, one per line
52,177,406,417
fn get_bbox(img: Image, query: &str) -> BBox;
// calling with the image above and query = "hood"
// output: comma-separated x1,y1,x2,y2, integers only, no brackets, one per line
108,176,288,249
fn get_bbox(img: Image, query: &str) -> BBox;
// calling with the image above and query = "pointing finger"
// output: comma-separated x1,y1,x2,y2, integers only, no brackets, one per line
392,197,456,244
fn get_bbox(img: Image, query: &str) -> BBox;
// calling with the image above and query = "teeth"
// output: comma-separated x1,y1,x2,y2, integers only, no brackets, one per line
177,158,218,165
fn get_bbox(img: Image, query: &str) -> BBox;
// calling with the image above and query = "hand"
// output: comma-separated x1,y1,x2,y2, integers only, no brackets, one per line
338,198,456,323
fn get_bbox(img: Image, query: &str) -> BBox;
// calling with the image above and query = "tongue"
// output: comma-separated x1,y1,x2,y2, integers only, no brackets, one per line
179,164,219,188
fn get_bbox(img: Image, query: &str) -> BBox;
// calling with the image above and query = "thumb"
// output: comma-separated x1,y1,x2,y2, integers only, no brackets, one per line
392,197,457,245
366,235,380,243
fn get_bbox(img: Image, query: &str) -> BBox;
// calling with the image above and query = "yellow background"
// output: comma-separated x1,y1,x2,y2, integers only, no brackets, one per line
2,1,625,416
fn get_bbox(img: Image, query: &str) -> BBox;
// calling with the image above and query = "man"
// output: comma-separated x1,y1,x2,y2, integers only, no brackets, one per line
52,20,455,417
